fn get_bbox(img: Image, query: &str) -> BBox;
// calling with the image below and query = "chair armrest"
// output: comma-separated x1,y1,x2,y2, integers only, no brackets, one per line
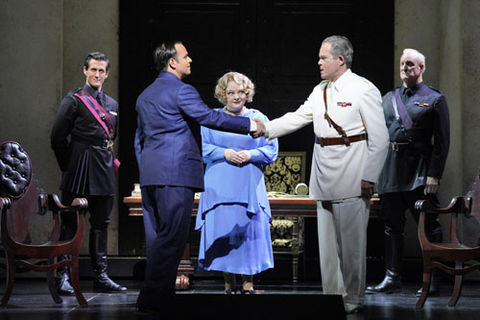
0,197,11,211
48,194,88,212
46,194,88,242
415,196,466,215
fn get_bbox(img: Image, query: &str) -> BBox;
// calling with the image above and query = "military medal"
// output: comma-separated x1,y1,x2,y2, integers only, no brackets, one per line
415,102,429,107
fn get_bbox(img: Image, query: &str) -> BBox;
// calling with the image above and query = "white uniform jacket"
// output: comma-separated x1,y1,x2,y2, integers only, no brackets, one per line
265,69,389,201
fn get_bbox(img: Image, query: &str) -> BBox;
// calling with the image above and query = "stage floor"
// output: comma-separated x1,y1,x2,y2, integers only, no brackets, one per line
1,278,480,319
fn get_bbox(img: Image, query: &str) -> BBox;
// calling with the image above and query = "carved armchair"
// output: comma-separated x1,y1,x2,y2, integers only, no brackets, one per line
0,141,88,307
414,167,480,308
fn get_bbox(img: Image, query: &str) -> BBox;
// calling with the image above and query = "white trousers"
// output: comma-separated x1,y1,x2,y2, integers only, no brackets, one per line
317,197,369,306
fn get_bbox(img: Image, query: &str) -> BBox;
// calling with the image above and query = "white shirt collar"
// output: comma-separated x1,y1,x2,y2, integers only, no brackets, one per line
331,69,352,92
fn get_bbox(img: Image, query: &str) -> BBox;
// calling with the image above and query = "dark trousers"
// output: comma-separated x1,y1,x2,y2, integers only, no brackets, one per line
60,191,113,236
380,186,442,239
136,185,194,309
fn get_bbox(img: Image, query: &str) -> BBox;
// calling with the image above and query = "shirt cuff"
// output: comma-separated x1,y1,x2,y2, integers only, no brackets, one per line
249,119,257,132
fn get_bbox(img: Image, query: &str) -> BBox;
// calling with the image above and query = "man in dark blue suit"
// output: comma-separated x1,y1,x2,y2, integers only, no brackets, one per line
134,41,256,313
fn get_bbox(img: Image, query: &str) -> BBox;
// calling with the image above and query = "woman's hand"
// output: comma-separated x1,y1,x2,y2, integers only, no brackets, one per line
238,150,251,162
224,149,243,164
224,149,251,164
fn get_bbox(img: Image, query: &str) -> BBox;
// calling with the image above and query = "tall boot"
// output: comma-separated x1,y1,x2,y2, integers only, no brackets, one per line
55,256,74,296
366,234,403,294
90,229,127,293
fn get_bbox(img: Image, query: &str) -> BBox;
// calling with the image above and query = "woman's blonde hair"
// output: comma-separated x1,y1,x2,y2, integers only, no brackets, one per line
214,71,255,105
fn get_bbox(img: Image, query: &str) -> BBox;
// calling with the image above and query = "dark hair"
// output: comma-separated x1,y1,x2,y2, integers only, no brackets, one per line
322,35,354,69
153,40,183,72
84,52,110,71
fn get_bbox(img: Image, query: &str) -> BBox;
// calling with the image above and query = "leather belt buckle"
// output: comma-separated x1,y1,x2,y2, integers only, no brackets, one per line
342,135,351,147
103,140,114,148
319,138,326,147
389,142,409,151
389,142,399,151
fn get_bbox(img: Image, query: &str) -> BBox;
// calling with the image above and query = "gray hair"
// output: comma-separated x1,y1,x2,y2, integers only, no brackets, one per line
322,35,354,69
402,48,426,72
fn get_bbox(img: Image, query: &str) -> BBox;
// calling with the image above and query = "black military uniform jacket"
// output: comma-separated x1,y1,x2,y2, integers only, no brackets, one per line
377,82,450,194
51,84,118,196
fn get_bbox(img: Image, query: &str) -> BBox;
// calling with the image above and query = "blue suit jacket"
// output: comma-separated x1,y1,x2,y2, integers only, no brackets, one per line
134,72,251,191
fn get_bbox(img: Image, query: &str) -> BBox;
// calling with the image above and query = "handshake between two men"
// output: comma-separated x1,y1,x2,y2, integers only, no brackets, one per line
248,117,376,200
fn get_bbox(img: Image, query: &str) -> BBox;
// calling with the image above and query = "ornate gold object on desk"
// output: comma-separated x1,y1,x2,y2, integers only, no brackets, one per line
264,152,306,194
295,183,309,195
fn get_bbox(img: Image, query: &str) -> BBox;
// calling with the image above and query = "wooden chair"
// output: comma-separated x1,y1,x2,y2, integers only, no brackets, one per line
0,141,88,307
414,167,480,308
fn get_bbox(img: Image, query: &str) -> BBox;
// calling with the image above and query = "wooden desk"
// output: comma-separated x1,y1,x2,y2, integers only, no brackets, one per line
123,195,379,217
123,195,380,289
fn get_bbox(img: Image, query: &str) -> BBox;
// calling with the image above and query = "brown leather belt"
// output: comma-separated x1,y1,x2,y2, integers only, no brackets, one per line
315,133,367,147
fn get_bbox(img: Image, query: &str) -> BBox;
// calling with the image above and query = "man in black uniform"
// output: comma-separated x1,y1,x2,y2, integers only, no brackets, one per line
51,52,126,294
366,48,450,295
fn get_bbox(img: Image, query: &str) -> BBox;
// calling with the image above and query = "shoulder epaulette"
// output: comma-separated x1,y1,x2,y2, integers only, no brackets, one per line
428,86,442,94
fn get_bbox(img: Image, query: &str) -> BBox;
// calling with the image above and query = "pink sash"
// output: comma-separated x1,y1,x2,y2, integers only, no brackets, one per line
74,90,120,174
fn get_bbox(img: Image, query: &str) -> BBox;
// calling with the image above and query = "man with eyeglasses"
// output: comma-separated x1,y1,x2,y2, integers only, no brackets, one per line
366,48,450,296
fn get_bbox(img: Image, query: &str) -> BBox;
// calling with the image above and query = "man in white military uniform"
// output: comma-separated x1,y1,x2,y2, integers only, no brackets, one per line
253,35,389,313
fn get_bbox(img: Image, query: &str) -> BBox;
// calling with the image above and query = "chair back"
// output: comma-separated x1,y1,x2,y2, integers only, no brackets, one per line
465,167,480,247
0,141,36,243
264,151,306,194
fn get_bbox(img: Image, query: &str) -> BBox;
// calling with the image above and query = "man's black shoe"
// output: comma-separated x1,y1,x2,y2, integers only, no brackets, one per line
365,270,402,294
56,273,75,296
93,272,127,293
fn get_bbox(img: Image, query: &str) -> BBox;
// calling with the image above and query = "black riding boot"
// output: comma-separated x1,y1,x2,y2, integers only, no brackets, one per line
90,229,127,293
366,234,403,294
55,258,74,296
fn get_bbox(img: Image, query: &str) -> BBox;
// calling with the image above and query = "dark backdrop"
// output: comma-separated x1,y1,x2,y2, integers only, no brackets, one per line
118,0,394,261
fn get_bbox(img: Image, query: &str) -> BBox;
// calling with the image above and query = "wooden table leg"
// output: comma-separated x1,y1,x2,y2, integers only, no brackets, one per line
176,244,195,290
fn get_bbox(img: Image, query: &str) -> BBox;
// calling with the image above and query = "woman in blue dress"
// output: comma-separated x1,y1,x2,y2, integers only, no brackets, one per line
195,71,278,294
